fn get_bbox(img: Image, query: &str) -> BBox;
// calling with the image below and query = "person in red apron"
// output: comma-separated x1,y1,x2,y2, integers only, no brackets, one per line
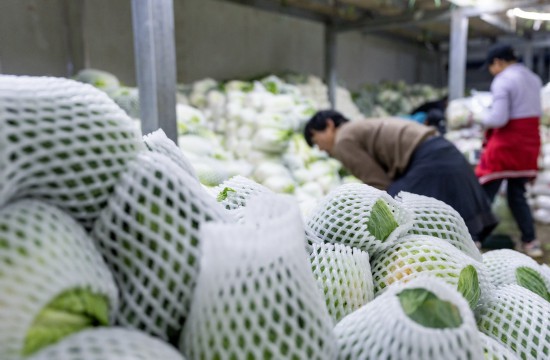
476,44,543,257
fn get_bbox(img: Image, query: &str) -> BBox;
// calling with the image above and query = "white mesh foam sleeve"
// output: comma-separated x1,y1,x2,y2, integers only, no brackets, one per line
305,225,324,253
143,129,197,179
0,75,145,228
212,175,273,210
92,151,230,343
479,331,520,360
209,176,274,225
396,191,482,261
309,243,374,323
477,284,550,360
0,200,118,360
371,235,491,306
28,328,184,360
483,249,550,292
181,194,337,360
334,276,483,360
305,183,413,255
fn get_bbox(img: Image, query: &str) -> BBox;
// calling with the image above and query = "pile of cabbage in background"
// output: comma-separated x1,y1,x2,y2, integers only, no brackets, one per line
353,80,446,118
73,69,550,226
3,74,550,360
75,69,363,217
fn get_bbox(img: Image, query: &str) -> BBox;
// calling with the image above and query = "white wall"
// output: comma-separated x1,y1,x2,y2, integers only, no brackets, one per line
175,0,443,88
174,0,324,83
0,0,70,76
0,0,444,89
337,32,442,89
82,0,135,85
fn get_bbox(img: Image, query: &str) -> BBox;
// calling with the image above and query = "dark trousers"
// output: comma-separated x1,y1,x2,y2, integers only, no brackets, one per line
483,178,536,243
387,136,497,242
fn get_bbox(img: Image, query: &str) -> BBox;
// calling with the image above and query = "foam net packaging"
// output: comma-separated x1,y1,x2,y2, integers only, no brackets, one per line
334,276,483,360
396,191,482,261
309,242,374,323
483,249,550,294
0,75,145,228
0,200,118,360
92,151,230,343
305,226,325,253
28,328,184,360
212,175,273,211
370,235,491,307
181,194,337,360
477,284,550,360
306,183,413,255
143,129,197,179
478,331,520,360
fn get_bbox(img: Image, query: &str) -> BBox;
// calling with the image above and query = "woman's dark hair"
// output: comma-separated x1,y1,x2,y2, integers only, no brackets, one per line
303,110,350,147
410,95,448,115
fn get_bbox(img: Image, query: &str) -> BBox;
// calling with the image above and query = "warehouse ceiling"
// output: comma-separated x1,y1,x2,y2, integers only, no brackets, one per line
220,0,550,44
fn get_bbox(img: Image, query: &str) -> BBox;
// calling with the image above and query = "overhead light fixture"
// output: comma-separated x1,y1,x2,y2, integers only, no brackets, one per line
507,8,550,21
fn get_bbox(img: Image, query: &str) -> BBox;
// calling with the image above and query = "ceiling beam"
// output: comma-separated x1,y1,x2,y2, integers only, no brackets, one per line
336,8,451,33
218,0,549,43
339,0,544,34
218,0,329,23
479,14,515,34
459,0,542,18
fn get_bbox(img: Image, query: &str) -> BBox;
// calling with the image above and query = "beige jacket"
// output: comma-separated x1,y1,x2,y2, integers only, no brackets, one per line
331,118,437,190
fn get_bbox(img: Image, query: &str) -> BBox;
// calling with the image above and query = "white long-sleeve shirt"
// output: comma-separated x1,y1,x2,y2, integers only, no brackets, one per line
483,63,542,128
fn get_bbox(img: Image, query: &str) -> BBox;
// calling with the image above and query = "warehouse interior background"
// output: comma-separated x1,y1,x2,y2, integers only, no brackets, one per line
3,2,550,359
2,0,550,254
0,0,526,92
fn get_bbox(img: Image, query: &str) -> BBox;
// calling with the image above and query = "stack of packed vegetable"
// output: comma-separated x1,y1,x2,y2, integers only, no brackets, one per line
2,74,550,360
178,75,352,216
353,81,446,118
73,69,141,121
531,84,550,223
446,91,493,131
542,83,550,126
71,69,550,225
281,73,364,121
443,91,491,166
531,141,550,224
74,69,362,217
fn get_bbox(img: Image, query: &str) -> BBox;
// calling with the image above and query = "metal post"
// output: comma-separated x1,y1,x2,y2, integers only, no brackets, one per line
324,24,337,109
448,8,468,100
524,41,534,70
62,0,86,77
440,54,447,88
131,0,178,143
537,49,545,79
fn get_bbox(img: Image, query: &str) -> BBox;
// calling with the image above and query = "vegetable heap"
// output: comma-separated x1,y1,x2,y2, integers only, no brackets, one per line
1,74,549,360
